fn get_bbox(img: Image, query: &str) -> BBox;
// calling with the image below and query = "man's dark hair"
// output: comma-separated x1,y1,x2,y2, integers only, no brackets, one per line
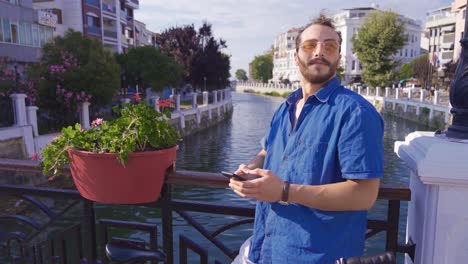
295,13,342,51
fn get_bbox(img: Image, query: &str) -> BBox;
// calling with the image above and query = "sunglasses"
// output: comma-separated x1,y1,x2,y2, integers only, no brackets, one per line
299,40,340,56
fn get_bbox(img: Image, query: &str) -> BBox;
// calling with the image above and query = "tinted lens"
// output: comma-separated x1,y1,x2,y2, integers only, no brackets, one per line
300,40,339,55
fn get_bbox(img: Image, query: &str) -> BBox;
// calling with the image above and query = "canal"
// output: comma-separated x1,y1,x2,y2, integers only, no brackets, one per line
94,91,430,263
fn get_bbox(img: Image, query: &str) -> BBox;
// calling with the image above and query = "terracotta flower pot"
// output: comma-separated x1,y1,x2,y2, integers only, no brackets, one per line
67,146,177,204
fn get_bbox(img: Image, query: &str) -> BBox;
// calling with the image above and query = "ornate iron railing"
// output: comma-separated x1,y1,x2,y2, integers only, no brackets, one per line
0,160,415,263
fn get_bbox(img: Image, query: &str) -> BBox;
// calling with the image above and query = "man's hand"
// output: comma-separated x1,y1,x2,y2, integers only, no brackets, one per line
229,168,283,203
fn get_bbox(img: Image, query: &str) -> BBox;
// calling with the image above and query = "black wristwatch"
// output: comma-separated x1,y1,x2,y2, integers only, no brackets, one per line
278,181,290,205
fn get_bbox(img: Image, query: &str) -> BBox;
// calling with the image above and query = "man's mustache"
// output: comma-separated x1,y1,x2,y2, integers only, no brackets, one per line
307,58,331,66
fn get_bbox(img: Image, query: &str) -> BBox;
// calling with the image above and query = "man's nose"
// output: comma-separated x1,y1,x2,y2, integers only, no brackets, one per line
313,42,325,57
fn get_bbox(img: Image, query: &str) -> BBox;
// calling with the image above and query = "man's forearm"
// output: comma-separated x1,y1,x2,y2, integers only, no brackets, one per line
288,178,380,211
246,149,266,169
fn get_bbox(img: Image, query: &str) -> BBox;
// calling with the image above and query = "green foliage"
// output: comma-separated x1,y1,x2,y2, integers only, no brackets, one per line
32,30,120,121
40,102,180,177
398,63,414,80
351,11,406,87
116,46,183,92
235,69,248,81
250,52,273,83
155,22,231,90
264,91,281,97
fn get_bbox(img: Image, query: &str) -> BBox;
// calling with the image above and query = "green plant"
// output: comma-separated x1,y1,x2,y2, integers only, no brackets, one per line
40,102,180,177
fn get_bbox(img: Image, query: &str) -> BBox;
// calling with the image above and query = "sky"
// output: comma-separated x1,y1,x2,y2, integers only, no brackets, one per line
135,0,455,78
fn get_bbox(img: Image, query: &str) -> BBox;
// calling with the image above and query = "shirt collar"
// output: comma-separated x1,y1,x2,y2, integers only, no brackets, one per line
286,77,341,106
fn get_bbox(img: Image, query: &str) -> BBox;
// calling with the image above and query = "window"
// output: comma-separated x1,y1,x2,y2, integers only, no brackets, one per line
352,60,356,71
32,24,39,47
87,16,100,27
2,18,11,42
405,49,408,57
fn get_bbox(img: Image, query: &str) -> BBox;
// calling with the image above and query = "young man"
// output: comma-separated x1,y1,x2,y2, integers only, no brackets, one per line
230,14,384,263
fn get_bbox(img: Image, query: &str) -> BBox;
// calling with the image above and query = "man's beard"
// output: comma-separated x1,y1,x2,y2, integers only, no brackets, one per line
298,56,339,84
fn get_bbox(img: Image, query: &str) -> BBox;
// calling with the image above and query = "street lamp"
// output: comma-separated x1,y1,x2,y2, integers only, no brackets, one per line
203,76,207,91
446,0,468,139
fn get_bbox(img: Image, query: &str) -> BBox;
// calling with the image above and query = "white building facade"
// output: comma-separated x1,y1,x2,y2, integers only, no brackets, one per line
32,0,140,54
272,28,299,83
424,6,457,67
333,7,422,84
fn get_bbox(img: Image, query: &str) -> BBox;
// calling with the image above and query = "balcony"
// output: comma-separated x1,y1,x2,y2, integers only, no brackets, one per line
104,30,117,39
85,0,100,8
87,26,101,36
102,3,116,14
125,0,139,9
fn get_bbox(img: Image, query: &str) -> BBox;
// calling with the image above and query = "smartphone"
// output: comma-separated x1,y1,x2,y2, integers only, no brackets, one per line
220,171,246,181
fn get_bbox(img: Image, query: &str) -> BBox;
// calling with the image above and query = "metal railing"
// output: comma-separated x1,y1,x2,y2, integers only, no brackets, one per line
0,160,415,263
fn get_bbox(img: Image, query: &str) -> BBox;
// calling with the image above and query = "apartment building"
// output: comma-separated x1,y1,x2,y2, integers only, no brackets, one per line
333,7,422,84
32,0,139,53
423,6,457,76
452,0,467,62
0,0,55,62
271,28,300,83
134,19,155,47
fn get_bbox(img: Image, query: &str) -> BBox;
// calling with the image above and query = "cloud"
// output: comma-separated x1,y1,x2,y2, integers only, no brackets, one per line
135,0,454,78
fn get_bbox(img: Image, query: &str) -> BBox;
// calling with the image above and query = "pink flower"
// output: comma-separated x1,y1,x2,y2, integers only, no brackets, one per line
31,152,41,161
133,93,141,102
91,118,103,127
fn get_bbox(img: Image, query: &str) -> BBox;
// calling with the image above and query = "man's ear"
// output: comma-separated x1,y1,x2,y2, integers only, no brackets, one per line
294,51,299,66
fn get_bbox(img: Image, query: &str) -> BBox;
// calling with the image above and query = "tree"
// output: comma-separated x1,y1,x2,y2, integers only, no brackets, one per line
351,11,406,87
250,52,273,83
116,46,183,92
398,63,414,81
235,69,248,81
155,22,230,91
411,54,432,89
31,30,120,128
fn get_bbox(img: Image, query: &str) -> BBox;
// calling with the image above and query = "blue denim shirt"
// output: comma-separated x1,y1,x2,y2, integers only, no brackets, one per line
248,77,384,263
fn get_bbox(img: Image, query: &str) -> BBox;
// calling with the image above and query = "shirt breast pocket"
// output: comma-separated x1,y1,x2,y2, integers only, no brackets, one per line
296,141,328,180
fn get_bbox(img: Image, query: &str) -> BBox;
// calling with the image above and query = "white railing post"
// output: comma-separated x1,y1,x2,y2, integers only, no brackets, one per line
153,96,160,112
175,94,181,111
420,90,426,103
213,90,218,104
81,101,90,129
376,87,381,97
10,93,28,126
433,91,440,105
26,106,39,136
366,87,370,96
203,91,209,105
408,89,413,100
358,86,362,95
385,87,390,97
192,92,198,109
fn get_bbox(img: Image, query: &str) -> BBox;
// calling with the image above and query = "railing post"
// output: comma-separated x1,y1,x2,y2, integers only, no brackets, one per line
81,101,91,129
10,93,27,126
26,106,39,137
385,200,400,253
376,87,381,97
358,86,362,95
153,95,160,112
161,184,174,264
192,92,198,109
213,90,218,104
385,87,390,97
433,91,440,105
202,91,208,105
82,199,97,264
420,90,426,103
366,87,370,96
175,94,181,112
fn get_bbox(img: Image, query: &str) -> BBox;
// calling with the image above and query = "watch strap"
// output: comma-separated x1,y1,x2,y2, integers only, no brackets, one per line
280,181,290,204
